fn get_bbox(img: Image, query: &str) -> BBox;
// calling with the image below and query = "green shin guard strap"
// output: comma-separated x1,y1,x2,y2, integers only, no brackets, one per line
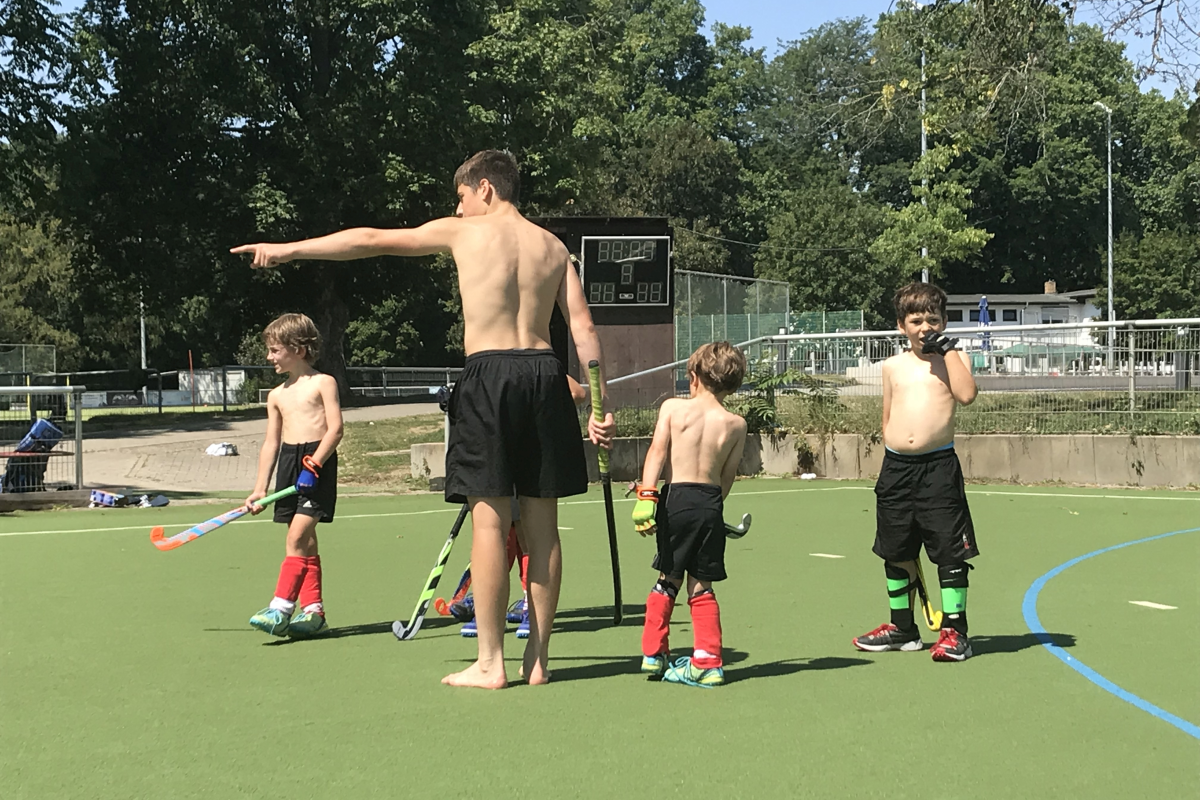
941,586,967,616
887,578,914,610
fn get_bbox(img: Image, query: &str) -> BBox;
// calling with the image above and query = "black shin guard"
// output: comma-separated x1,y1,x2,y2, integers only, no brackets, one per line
653,578,679,601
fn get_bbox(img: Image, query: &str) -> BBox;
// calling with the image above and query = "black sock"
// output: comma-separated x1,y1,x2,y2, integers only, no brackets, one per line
891,607,916,632
945,612,968,635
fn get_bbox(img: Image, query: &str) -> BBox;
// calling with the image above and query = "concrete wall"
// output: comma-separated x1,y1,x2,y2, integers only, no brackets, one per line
411,434,1200,489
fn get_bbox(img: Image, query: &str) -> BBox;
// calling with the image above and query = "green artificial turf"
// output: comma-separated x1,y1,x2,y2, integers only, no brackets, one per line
2,479,1197,798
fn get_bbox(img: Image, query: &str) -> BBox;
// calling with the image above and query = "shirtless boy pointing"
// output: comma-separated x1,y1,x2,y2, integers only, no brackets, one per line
233,151,615,688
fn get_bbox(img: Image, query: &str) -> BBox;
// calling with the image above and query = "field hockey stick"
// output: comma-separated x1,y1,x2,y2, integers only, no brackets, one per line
149,487,298,551
913,557,944,631
433,562,472,616
588,360,623,626
724,513,752,539
393,503,470,641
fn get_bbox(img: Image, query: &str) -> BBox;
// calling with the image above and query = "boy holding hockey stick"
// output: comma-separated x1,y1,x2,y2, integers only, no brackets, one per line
233,150,614,687
243,314,344,639
632,342,747,688
852,282,979,662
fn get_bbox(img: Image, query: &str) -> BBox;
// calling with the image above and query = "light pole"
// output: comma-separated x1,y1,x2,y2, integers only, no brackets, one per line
920,47,929,283
1093,100,1114,370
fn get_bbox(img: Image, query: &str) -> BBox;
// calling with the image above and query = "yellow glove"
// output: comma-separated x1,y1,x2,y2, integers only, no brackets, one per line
631,486,659,536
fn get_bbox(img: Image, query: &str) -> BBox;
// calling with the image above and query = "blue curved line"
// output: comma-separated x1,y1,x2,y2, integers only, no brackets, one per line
1022,526,1200,740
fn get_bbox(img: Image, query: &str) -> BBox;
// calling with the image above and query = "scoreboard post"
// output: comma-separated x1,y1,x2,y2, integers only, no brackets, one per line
532,217,675,408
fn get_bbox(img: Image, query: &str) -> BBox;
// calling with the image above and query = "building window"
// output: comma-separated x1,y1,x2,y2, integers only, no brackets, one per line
1003,309,1018,322
969,310,980,321
947,309,963,322
1043,307,1068,324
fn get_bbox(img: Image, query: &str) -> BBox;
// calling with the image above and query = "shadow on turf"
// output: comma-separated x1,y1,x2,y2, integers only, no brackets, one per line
970,632,1076,656
250,616,465,645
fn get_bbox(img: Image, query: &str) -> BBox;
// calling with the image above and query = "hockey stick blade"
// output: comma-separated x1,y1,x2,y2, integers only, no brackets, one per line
394,503,469,641
725,513,752,539
150,487,297,551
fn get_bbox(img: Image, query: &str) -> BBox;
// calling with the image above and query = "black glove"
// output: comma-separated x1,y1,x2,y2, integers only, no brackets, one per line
921,330,959,356
436,385,451,414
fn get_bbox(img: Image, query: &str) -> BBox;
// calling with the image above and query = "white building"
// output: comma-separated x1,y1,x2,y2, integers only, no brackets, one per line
945,282,1100,329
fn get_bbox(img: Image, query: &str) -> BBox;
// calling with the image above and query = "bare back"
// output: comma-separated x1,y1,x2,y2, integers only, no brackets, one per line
882,350,970,453
449,209,568,355
661,397,747,491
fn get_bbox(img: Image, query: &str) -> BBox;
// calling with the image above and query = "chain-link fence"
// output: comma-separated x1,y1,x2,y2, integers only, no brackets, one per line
0,344,56,375
611,318,1200,436
674,270,790,360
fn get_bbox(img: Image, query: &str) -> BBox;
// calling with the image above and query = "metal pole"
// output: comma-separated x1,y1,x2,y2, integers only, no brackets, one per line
140,295,147,370
1128,324,1136,415
920,46,929,283
74,387,83,489
221,366,228,412
1094,101,1115,371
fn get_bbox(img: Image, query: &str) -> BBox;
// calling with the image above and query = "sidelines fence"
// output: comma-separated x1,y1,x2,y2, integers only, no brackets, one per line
0,386,85,492
0,344,56,375
674,270,790,360
611,318,1200,436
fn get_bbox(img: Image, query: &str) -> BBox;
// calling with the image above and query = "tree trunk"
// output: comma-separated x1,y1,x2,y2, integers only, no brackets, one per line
313,265,353,404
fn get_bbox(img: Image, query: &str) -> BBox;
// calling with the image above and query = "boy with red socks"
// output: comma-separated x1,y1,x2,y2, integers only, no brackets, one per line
632,342,747,687
243,313,343,639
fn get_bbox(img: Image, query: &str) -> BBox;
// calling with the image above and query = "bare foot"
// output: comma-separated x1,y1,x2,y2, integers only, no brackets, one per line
442,660,508,690
521,641,552,685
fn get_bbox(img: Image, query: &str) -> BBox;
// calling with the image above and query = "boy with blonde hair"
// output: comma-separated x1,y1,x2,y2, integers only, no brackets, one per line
852,282,979,662
632,341,747,688
244,313,344,639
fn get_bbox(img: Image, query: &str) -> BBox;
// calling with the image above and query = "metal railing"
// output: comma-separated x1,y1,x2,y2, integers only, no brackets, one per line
610,319,1200,436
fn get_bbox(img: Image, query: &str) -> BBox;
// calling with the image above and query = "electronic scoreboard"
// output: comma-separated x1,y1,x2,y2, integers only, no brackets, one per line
532,217,675,407
580,236,671,308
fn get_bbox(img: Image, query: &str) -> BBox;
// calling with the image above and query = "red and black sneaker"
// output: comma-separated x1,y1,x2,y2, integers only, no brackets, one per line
930,627,972,662
852,622,923,653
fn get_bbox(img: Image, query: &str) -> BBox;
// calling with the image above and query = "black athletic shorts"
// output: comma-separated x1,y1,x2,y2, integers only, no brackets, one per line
274,441,337,524
652,483,727,583
444,349,588,505
873,446,977,565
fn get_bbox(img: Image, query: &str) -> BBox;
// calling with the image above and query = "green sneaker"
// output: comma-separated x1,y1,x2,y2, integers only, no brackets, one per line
249,607,290,636
288,611,328,639
662,656,725,688
641,653,669,678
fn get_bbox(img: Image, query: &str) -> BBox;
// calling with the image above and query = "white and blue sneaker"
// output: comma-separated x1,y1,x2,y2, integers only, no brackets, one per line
506,596,527,624
249,607,290,637
515,607,530,639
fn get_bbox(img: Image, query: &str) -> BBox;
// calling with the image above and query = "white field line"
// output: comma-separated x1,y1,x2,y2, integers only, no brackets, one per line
1129,601,1178,610
4,484,1197,539
810,553,845,559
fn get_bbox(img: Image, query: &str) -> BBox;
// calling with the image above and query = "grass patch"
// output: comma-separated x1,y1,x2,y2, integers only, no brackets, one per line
337,412,444,489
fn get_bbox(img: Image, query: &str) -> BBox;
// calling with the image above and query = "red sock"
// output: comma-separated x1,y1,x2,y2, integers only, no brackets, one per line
273,556,306,603
505,526,520,570
642,590,674,657
518,553,529,594
689,592,723,669
298,555,323,613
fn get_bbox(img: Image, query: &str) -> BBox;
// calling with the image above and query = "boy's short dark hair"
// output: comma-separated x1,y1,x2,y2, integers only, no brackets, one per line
688,341,747,395
454,150,520,203
893,282,948,321
263,313,321,365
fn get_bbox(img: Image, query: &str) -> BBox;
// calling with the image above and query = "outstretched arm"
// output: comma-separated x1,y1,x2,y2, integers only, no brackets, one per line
231,218,461,268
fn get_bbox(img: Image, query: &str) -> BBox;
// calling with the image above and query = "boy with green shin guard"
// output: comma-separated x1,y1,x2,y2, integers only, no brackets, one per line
852,283,979,662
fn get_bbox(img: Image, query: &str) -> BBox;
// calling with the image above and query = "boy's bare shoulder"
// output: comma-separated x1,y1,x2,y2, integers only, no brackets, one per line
722,407,748,433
